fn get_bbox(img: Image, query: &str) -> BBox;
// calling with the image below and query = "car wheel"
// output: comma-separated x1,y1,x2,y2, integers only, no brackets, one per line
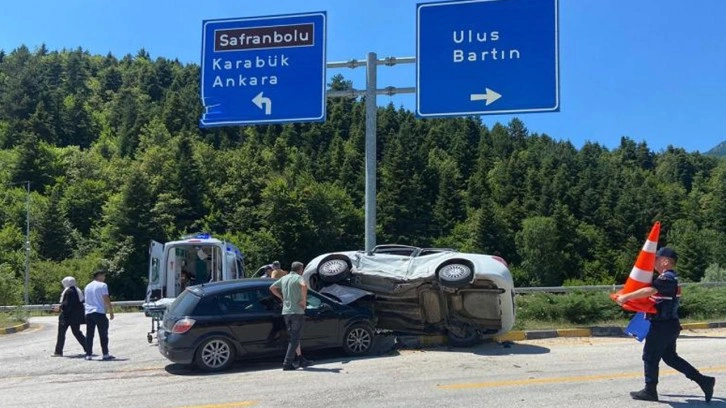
343,323,374,356
438,263,473,288
447,326,481,348
194,337,235,372
318,255,351,283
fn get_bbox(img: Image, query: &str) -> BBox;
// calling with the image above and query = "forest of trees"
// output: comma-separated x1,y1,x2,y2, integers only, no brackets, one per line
0,45,725,303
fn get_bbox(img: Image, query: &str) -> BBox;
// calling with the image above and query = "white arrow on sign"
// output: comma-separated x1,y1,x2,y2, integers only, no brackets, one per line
252,91,272,115
470,88,502,106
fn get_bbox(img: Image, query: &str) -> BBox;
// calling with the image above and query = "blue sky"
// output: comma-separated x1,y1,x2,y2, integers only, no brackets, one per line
2,0,725,153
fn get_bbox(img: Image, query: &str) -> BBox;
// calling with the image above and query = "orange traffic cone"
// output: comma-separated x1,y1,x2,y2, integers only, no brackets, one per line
610,221,660,313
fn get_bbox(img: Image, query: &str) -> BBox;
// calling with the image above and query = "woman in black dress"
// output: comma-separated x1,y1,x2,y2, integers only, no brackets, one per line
51,276,87,357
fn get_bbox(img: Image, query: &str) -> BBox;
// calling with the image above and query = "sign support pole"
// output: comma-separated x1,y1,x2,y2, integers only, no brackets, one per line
327,55,415,254
364,52,378,255
24,181,30,305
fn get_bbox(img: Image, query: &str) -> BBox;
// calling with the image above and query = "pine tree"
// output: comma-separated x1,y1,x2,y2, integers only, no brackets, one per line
28,101,57,144
432,156,465,236
378,124,430,244
63,48,89,96
104,166,160,299
60,94,95,148
36,185,71,261
10,131,53,192
666,220,709,282
471,198,500,256
171,133,205,233
707,160,726,233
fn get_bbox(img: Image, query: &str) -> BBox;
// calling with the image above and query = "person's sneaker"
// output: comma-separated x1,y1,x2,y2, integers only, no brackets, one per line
630,388,658,401
84,355,92,361
50,353,62,357
698,376,715,403
282,364,297,371
102,354,116,361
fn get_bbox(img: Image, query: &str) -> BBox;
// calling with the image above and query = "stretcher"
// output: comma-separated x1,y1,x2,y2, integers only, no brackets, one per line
142,298,174,343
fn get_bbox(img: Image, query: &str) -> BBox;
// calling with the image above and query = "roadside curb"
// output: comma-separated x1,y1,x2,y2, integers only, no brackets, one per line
398,321,726,348
0,321,30,335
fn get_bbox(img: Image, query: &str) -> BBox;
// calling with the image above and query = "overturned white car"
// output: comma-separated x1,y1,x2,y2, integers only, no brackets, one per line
303,245,515,346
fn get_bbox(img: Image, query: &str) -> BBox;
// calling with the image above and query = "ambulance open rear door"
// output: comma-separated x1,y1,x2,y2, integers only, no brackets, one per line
146,240,165,302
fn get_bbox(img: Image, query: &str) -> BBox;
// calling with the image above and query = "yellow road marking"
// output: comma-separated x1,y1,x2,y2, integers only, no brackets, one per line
175,401,257,408
0,323,35,335
24,324,45,334
438,366,726,390
681,322,710,330
555,328,592,337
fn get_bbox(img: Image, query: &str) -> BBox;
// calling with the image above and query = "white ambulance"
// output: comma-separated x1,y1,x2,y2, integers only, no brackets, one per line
142,233,245,341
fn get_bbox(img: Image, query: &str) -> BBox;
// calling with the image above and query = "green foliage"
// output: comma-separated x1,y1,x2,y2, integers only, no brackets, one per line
1,45,725,301
678,286,726,318
516,292,629,324
0,264,22,305
516,216,565,286
516,286,726,325
30,255,101,304
702,264,726,283
36,184,71,261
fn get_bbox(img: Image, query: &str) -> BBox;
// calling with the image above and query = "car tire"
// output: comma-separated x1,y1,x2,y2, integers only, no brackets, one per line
447,327,481,348
437,263,473,288
194,337,235,372
342,323,374,356
317,255,351,283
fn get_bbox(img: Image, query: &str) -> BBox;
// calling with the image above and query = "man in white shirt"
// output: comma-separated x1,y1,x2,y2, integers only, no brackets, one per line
84,270,115,361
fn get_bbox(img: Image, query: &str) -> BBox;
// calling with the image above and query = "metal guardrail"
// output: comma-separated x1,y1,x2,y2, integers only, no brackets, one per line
0,300,145,312
1,282,724,311
514,281,726,294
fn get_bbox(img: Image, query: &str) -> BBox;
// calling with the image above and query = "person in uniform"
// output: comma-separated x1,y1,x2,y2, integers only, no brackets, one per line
616,247,715,402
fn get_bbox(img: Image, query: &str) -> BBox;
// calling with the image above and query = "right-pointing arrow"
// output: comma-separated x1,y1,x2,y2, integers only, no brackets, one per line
470,88,502,106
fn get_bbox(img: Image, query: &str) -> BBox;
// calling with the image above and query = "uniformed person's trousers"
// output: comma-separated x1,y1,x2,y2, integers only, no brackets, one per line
642,319,702,386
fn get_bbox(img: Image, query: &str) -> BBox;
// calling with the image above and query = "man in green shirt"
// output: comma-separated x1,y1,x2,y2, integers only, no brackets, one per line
270,261,312,370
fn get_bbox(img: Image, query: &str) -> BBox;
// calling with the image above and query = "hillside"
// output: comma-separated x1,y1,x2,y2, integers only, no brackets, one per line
706,140,726,157
1,45,725,303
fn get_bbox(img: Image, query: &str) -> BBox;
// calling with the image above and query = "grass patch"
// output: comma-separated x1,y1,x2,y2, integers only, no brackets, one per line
513,316,726,331
0,312,25,328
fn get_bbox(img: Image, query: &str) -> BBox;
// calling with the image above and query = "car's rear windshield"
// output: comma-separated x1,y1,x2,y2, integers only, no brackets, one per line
167,290,200,315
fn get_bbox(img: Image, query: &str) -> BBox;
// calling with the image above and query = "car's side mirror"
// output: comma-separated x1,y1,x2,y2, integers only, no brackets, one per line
318,303,333,312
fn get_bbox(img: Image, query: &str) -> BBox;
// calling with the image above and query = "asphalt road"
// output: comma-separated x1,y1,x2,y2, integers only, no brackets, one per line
0,313,723,408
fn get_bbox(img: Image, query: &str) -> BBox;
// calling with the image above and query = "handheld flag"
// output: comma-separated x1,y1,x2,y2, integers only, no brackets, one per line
609,221,660,314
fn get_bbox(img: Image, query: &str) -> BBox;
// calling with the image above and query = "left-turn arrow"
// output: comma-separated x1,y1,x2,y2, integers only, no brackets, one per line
252,92,272,115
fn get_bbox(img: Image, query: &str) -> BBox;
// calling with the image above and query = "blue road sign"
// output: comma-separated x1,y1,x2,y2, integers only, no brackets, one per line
416,0,559,118
200,12,326,127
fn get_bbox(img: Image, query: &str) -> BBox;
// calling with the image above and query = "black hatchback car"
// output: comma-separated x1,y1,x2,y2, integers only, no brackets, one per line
158,279,377,372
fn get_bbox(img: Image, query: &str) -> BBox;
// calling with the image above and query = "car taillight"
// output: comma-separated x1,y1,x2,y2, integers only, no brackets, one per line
171,318,196,334
492,256,508,267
